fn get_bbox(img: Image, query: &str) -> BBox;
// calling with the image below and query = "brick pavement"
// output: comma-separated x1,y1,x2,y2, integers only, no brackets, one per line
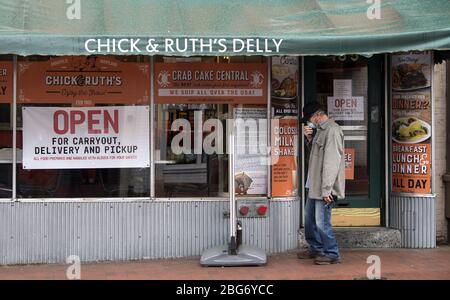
0,247,449,280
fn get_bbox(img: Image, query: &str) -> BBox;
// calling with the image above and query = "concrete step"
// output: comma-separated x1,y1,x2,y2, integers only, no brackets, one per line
298,227,401,248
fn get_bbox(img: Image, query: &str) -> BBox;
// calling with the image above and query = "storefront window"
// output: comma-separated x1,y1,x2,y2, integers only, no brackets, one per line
0,56,13,198
0,103,12,198
153,56,269,198
154,104,229,197
16,56,150,198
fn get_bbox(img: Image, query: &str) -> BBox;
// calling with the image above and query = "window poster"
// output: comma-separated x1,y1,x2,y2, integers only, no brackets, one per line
234,105,268,195
391,51,432,195
22,106,150,169
18,56,150,105
271,56,298,117
154,62,268,104
0,60,12,103
327,79,365,121
271,118,298,197
271,56,299,197
327,96,364,121
344,148,355,180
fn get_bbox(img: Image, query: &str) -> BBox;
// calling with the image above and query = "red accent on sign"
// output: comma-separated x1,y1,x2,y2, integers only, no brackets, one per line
53,109,119,135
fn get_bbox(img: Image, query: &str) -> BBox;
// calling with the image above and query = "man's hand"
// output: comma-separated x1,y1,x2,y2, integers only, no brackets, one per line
323,195,334,204
304,125,313,141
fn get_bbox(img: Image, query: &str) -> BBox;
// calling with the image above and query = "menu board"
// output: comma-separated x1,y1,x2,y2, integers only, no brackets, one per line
391,51,432,195
154,63,267,104
271,57,299,197
18,56,150,105
234,106,268,195
0,61,13,103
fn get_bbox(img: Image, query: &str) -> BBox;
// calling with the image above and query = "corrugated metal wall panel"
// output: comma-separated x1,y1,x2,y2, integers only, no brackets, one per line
0,199,299,265
390,196,436,248
239,200,300,253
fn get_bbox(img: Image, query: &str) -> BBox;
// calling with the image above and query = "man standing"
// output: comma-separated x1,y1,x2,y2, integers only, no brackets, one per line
298,101,345,265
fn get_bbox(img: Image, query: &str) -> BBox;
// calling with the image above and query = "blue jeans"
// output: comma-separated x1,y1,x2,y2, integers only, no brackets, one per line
304,197,340,260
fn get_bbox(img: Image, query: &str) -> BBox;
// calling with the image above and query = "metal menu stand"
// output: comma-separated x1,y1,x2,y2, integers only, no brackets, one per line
200,122,267,266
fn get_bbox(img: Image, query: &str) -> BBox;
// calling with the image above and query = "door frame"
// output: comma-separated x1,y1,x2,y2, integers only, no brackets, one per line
302,54,386,225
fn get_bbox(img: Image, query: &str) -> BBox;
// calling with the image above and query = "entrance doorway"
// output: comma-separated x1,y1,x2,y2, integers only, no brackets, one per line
304,55,385,226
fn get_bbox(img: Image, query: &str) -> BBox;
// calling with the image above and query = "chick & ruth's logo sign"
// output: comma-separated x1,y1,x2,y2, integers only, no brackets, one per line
18,56,149,106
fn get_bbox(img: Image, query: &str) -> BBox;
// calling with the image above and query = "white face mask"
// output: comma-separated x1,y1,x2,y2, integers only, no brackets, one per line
307,121,316,129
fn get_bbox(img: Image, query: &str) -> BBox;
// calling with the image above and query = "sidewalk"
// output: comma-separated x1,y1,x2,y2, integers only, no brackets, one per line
1,247,449,280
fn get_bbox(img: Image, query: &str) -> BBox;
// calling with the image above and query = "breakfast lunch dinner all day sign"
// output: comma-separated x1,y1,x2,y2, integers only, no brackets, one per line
391,51,433,195
0,60,12,103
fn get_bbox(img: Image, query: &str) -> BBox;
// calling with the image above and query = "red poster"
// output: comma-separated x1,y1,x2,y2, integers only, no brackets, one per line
0,61,13,103
344,148,355,180
271,118,298,197
392,143,431,194
18,56,149,105
391,51,432,195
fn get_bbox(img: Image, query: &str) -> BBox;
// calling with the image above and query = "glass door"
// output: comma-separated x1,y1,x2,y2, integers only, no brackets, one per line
304,55,384,226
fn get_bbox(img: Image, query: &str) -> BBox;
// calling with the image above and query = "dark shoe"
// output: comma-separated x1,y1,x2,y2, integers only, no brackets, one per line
314,255,341,265
297,250,321,259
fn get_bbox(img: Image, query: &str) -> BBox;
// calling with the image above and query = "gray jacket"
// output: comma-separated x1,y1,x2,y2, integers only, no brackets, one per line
306,119,345,200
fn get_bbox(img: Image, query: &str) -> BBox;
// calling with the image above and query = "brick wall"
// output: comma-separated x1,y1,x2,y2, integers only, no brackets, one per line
433,61,448,244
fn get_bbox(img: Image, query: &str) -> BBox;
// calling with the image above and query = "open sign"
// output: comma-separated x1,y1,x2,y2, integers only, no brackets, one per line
327,96,364,121
53,109,119,135
22,106,149,169
334,98,358,108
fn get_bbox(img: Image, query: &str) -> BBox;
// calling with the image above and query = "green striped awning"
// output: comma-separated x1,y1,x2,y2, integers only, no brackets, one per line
0,0,449,56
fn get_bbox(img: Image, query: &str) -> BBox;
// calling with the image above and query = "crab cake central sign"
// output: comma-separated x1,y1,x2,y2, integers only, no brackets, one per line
154,63,268,104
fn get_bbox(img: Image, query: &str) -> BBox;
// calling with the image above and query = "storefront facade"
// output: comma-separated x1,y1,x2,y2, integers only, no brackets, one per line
0,0,449,265
0,52,447,264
